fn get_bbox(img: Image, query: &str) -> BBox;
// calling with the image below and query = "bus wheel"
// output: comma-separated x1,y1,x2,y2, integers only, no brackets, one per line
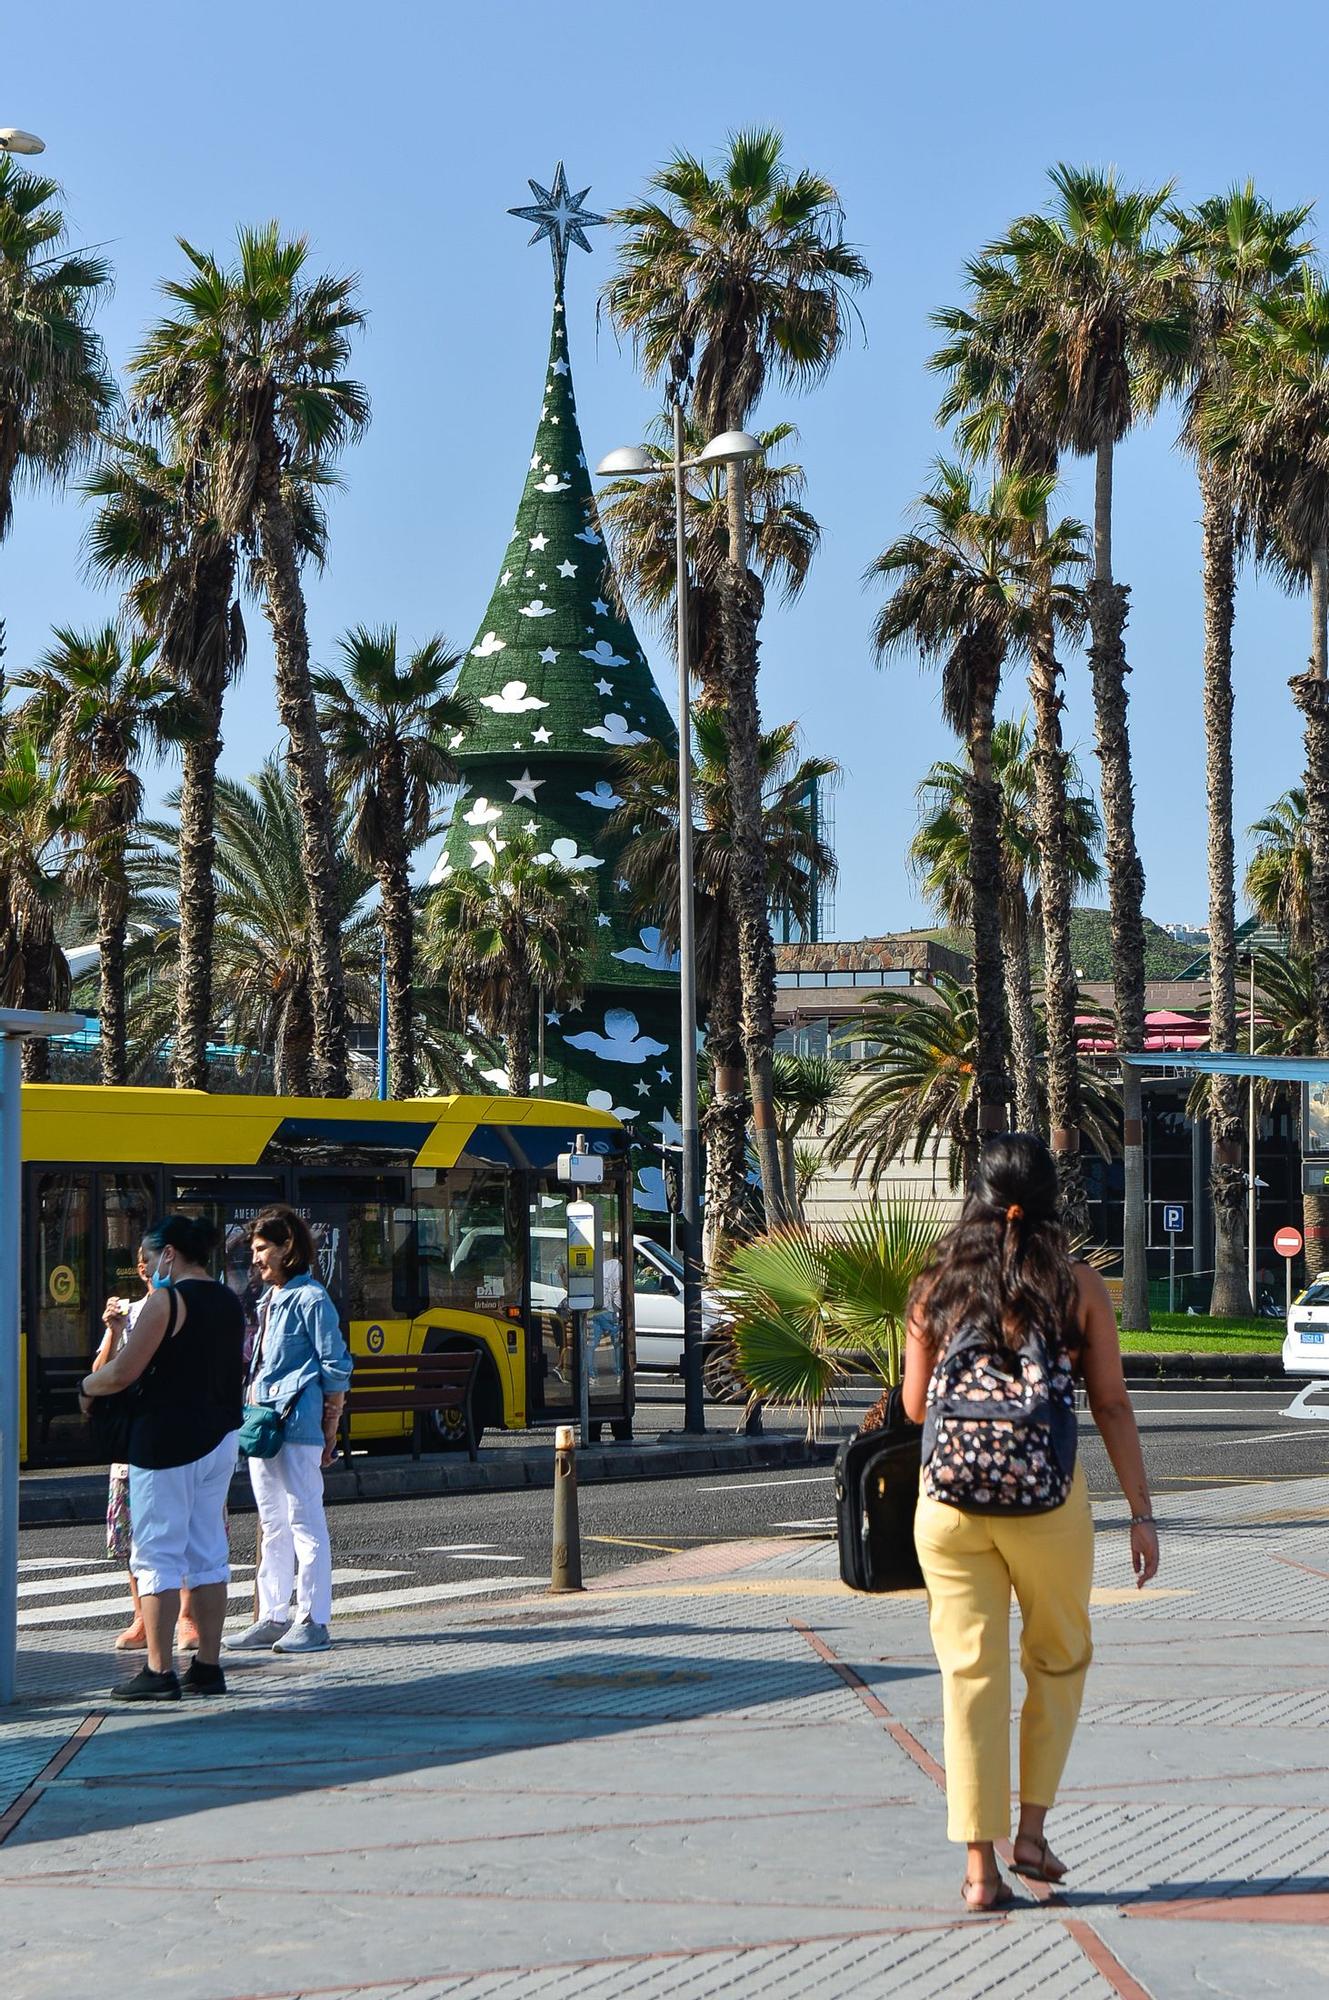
702,1336,746,1404
422,1340,498,1452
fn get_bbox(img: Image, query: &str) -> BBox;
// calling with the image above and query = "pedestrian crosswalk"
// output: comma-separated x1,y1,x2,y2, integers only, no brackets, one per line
15,1552,546,1631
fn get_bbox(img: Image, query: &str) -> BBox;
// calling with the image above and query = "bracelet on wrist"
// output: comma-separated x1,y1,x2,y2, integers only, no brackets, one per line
1130,1513,1156,1527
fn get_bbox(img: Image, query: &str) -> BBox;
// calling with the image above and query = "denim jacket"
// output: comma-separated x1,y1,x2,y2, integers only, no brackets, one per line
247,1272,353,1448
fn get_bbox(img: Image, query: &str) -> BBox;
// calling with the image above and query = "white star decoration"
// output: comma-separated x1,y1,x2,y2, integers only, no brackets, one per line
592,598,609,617
551,357,570,377
508,768,544,804
557,559,577,578
595,678,613,696
507,162,607,290
634,1079,651,1097
596,914,611,928
658,1067,673,1084
532,726,552,744
538,646,558,664
529,533,548,552
545,1009,562,1024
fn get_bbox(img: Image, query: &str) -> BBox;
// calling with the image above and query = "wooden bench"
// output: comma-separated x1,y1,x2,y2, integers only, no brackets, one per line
341,1350,482,1462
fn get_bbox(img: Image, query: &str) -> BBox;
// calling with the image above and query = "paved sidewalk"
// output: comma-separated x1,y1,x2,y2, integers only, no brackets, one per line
1,1477,1326,1999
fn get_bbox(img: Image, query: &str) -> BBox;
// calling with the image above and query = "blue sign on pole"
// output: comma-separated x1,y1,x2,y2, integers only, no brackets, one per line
1162,1203,1185,1235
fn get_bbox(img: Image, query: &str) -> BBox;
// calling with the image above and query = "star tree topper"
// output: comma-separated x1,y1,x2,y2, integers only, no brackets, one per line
509,162,607,291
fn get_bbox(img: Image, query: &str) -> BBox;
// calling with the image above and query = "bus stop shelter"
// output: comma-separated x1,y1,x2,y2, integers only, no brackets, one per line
1,1010,86,1705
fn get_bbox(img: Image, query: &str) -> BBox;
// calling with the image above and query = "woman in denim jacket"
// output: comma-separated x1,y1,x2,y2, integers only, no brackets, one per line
225,1205,353,1655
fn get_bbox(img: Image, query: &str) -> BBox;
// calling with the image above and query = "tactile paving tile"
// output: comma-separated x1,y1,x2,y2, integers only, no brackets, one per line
1083,1690,1329,1729
277,1921,1116,1999
1045,1800,1329,1901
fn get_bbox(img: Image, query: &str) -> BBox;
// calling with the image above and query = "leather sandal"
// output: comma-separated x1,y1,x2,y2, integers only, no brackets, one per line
961,1876,1015,1911
1011,1835,1068,1883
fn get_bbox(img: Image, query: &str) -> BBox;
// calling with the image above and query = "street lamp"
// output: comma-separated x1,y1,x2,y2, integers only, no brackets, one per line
0,130,45,156
595,418,763,1436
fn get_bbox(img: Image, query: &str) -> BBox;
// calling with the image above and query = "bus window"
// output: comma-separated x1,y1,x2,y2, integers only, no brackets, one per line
416,1170,524,1315
102,1173,157,1310
347,1201,418,1320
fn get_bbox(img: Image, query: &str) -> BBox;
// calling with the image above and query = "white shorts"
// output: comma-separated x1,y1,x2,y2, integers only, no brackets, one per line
129,1432,238,1597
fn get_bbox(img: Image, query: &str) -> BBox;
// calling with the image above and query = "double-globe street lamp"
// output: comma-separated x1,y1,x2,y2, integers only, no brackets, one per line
596,415,762,1436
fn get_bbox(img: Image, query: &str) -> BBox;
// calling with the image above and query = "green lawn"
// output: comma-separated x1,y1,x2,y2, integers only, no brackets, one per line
1118,1313,1285,1356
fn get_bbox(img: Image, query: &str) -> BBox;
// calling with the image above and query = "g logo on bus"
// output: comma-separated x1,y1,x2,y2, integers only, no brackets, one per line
366,1324,385,1353
49,1264,78,1306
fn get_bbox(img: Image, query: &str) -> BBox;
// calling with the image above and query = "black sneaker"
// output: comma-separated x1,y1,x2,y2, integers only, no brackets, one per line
111,1666,181,1702
181,1659,227,1698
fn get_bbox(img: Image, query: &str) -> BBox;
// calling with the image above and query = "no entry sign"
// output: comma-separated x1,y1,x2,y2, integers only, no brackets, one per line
1274,1226,1303,1258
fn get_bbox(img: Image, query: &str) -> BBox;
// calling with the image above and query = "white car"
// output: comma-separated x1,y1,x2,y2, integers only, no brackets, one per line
1284,1274,1329,1376
631,1237,726,1373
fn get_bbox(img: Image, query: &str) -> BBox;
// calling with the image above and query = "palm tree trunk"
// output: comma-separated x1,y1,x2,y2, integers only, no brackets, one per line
1291,539,1329,1269
378,760,417,1100
21,935,52,1081
1003,886,1040,1133
505,973,532,1099
719,501,787,1227
279,990,314,1098
1199,461,1251,1315
702,918,750,1264
1027,595,1088,1230
97,855,130,1088
966,660,1011,1132
1087,435,1149,1329
255,442,350,1097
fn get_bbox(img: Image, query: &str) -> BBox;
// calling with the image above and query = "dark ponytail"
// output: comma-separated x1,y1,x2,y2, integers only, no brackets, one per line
910,1132,1077,1355
142,1213,220,1267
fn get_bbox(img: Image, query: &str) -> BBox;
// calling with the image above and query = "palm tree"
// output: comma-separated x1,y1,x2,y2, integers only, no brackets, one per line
933,256,1108,1232
13,625,190,1084
424,837,592,1097
870,463,1088,1135
130,224,369,1095
986,166,1188,1326
84,433,246,1090
607,130,870,1227
315,627,470,1099
717,1201,946,1438
0,728,107,1078
911,718,1102,1134
0,155,115,705
1171,186,1312,1316
771,1052,849,1219
829,972,1119,1195
599,415,820,705
1245,789,1310,949
123,761,483,1095
610,710,837,1256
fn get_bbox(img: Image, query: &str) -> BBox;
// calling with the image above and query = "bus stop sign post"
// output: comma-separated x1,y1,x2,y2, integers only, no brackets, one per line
566,1199,601,1449
1162,1204,1186,1314
1275,1224,1303,1317
0,1010,87,1706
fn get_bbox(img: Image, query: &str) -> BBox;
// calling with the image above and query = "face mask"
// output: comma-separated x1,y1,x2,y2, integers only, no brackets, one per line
150,1255,174,1290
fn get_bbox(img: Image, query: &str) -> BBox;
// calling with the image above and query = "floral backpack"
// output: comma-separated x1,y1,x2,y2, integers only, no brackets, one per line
921,1321,1077,1514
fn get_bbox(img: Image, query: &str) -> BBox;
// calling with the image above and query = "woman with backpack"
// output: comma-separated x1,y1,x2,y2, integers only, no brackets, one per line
902,1134,1158,1912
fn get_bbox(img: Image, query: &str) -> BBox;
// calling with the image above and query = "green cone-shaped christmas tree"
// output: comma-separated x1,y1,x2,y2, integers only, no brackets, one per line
433,168,680,1211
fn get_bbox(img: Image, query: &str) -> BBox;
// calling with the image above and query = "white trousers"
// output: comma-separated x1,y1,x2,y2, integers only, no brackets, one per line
248,1442,333,1626
129,1433,238,1598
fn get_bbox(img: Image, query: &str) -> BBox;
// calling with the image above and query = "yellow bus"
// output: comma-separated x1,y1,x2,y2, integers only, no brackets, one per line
21,1084,635,1466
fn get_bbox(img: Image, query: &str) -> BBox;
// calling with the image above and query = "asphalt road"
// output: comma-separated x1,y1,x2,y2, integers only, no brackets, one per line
16,1381,1329,1636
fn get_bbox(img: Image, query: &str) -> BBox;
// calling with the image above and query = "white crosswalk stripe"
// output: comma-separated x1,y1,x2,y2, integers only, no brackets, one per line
16,1566,409,1630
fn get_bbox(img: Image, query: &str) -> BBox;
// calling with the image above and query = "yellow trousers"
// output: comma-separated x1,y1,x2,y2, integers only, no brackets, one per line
913,1460,1094,1842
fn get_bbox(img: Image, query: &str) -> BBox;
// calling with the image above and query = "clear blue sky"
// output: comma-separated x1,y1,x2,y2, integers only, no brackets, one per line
4,0,1321,939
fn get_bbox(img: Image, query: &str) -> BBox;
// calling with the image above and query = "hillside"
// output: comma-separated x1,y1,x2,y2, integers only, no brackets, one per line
914,908,1198,983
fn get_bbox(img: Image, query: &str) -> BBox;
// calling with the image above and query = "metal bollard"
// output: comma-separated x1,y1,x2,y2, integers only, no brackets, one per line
550,1423,584,1593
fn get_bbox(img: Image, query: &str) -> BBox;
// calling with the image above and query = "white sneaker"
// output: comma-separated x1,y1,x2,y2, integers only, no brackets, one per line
272,1619,331,1654
223,1617,291,1651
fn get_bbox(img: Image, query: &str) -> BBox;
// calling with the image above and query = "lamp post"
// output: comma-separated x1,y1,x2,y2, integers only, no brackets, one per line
595,421,762,1435
1246,951,1257,1307
0,130,45,156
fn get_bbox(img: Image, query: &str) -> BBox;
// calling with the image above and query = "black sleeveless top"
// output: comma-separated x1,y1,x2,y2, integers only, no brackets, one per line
128,1279,245,1471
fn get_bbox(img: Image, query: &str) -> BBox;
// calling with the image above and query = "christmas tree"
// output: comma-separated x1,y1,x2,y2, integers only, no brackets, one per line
432,167,681,1213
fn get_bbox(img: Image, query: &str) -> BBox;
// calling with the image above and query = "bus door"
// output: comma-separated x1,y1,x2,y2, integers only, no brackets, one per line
25,1165,162,1460
526,1171,629,1425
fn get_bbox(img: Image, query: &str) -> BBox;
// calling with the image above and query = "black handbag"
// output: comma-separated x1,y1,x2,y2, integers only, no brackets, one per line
834,1387,925,1592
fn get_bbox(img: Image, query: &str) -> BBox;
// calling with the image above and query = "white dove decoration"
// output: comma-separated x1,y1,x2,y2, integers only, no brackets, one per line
537,836,603,872
612,927,681,972
534,473,571,493
426,852,453,885
517,597,556,618
574,525,602,546
584,712,648,747
580,639,629,669
587,1088,638,1121
633,1165,669,1213
562,1007,668,1065
471,632,506,658
576,780,623,810
461,797,503,828
479,680,549,714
